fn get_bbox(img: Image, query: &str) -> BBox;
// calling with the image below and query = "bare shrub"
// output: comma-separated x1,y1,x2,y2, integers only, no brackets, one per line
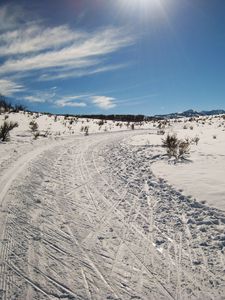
98,120,104,126
42,130,49,138
81,125,89,135
0,121,18,141
33,131,40,140
157,129,165,135
178,140,190,159
14,104,26,112
192,136,200,145
162,134,179,158
162,133,191,159
84,126,89,136
29,120,39,132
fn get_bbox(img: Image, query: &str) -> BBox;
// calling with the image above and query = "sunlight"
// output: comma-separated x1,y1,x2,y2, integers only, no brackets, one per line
120,0,162,11
117,0,171,21
129,0,159,6
114,0,177,36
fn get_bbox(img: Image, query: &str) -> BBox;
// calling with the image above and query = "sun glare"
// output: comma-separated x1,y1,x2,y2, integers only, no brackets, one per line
114,0,175,30
118,0,167,18
124,0,161,9
131,0,157,4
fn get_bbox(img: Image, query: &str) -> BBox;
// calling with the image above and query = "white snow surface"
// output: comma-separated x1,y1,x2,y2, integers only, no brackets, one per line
127,116,225,211
0,111,225,299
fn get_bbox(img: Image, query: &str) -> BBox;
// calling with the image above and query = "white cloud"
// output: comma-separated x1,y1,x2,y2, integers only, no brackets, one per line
39,63,127,81
0,4,132,110
0,79,24,96
23,91,117,110
23,92,89,107
55,99,87,108
0,23,134,78
56,94,116,109
55,94,92,108
91,96,116,109
23,90,56,103
24,95,46,103
0,24,84,56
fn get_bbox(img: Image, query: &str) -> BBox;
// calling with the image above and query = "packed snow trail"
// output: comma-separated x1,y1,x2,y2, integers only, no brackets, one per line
0,131,225,300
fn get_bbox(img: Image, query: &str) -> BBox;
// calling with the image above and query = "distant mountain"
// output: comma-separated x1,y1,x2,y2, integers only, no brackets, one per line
154,109,225,119
200,109,225,116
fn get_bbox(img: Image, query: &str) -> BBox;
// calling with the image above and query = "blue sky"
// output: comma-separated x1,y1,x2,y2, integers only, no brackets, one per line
0,0,225,115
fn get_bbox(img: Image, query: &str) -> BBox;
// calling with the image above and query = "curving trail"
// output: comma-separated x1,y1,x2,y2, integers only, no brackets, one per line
0,131,225,300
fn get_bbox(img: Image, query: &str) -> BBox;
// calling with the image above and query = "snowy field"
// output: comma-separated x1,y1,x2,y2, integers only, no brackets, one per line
127,115,225,211
0,111,225,299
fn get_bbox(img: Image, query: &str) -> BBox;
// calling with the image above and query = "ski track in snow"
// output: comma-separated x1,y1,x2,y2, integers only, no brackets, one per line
0,131,225,300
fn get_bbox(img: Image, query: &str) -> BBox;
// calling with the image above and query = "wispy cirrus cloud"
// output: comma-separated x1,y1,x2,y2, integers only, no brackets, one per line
0,3,134,83
0,4,133,110
0,27,133,76
0,79,24,96
0,25,85,56
39,63,127,81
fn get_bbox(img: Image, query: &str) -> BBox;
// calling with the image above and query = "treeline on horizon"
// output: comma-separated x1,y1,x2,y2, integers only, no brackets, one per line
78,114,154,122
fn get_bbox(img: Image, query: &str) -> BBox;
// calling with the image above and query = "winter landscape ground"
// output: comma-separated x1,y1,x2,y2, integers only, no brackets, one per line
0,111,225,300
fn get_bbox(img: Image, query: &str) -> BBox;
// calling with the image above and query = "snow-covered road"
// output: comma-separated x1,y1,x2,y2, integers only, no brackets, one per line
0,131,225,300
